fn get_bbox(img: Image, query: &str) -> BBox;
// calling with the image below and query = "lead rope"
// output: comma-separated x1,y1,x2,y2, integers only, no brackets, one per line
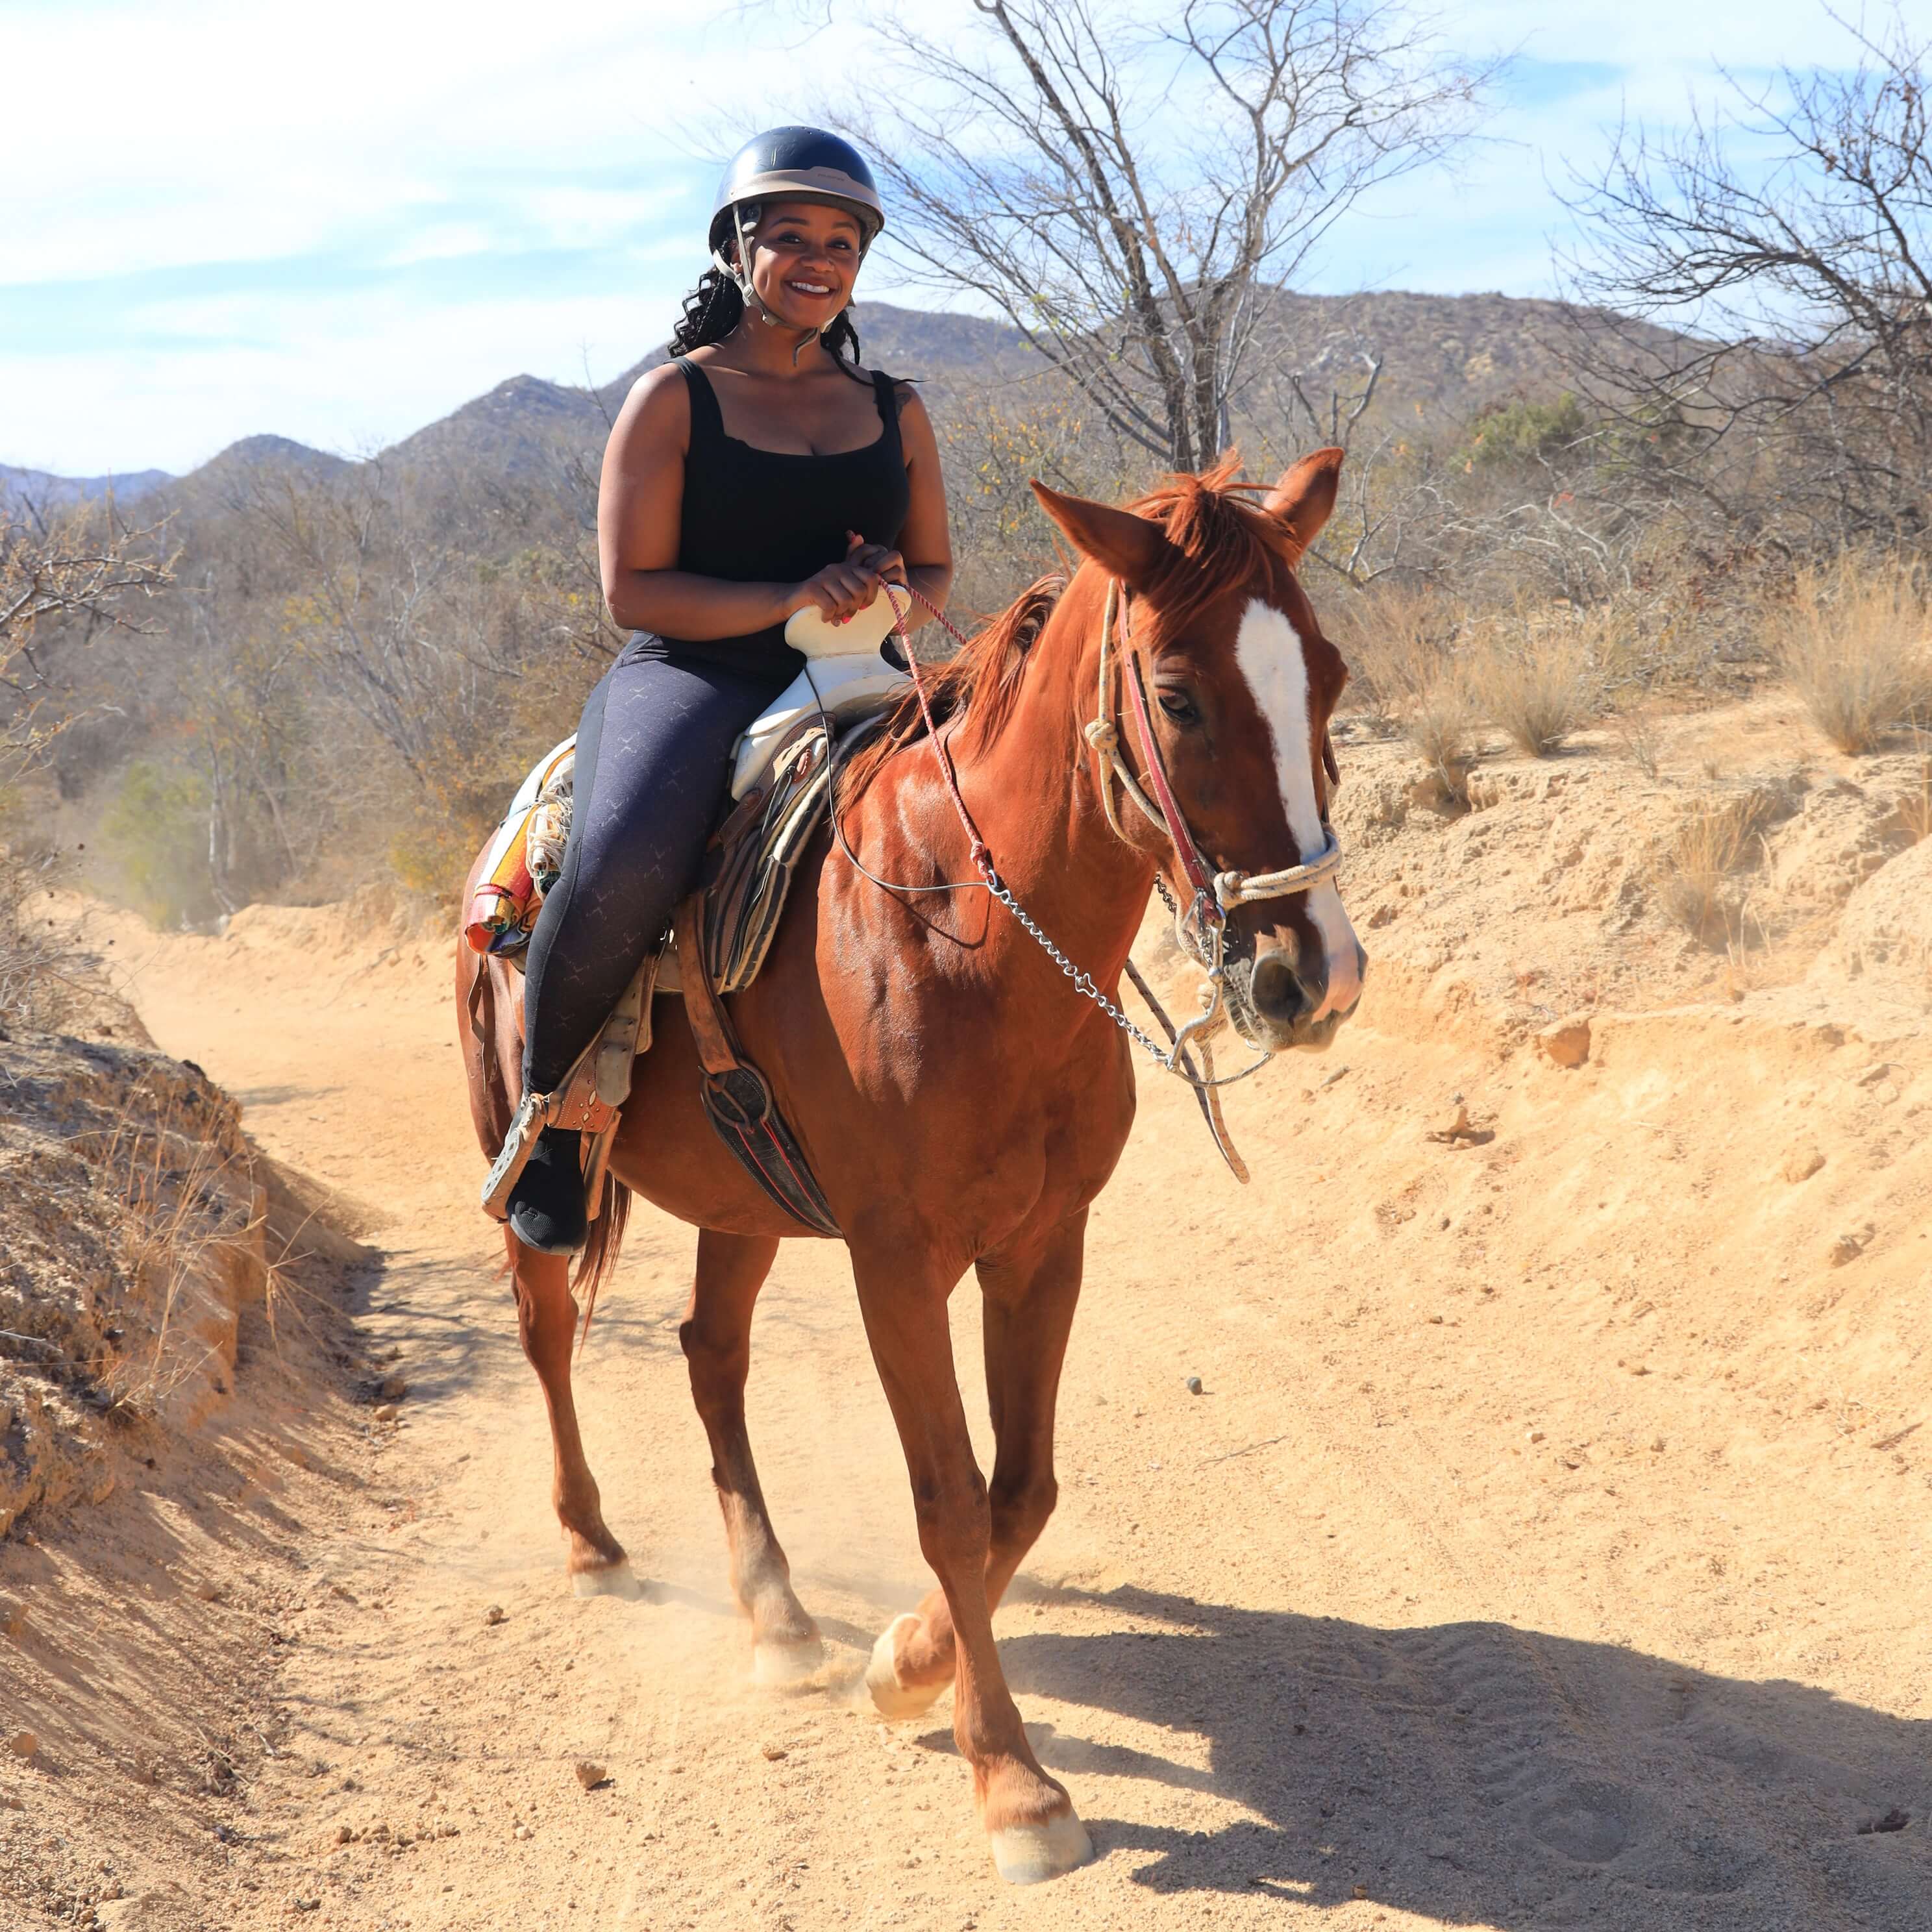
874,581,1270,1096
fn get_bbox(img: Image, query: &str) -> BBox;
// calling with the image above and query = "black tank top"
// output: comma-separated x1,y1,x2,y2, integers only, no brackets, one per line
650,356,911,675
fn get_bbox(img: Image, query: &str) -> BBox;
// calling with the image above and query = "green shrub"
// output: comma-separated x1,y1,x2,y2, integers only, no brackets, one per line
1464,392,1591,469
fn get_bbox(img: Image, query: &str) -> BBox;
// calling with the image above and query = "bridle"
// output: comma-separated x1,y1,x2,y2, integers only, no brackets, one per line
870,575,1348,1180
1076,576,1344,1073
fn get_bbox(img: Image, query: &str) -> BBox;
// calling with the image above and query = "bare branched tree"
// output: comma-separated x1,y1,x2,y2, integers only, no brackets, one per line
1558,4,1932,546
231,465,467,786
834,0,1490,469
0,504,174,787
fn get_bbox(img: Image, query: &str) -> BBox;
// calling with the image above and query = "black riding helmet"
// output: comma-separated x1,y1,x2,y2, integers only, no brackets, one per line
708,126,886,304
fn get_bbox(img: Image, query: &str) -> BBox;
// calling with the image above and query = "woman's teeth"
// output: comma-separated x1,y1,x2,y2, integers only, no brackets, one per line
788,281,832,295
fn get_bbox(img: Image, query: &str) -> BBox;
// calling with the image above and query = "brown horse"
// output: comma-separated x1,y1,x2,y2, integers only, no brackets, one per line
456,449,1365,1884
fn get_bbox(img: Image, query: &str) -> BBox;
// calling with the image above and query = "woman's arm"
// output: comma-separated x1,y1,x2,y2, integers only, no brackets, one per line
597,367,881,636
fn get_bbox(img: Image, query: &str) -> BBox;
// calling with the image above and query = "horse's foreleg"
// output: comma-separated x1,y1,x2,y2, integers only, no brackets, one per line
681,1228,821,1682
508,1233,632,1593
852,1239,1092,1886
866,1212,1084,1716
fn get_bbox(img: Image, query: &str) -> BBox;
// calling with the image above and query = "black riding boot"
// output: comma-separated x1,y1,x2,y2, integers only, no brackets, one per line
506,1126,586,1255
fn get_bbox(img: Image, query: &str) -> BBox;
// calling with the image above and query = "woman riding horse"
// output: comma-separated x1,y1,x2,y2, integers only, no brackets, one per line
497,126,953,1254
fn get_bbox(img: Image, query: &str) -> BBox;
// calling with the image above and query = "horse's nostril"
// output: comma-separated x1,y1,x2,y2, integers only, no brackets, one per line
1250,949,1309,1024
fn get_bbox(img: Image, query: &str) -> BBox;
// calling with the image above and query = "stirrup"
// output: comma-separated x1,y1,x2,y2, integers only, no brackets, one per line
480,1088,557,1221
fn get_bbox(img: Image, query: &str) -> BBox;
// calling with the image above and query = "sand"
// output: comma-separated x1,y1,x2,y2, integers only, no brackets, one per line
4,701,1929,1929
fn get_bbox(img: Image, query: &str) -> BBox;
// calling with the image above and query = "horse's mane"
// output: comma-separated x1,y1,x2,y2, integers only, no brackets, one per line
838,573,1065,796
838,453,1299,799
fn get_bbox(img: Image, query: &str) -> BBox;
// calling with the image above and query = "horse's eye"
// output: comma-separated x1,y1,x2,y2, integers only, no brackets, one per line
1158,690,1199,725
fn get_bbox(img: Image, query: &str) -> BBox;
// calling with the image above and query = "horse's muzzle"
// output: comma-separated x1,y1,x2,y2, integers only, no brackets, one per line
1225,940,1366,1053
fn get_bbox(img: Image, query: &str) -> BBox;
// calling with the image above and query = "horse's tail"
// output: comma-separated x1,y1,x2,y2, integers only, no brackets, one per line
572,1171,631,1357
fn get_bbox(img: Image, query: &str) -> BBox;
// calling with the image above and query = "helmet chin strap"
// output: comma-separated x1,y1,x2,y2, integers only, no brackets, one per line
713,203,866,365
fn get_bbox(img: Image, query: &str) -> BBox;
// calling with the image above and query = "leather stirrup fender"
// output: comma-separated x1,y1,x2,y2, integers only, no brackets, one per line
674,895,841,1239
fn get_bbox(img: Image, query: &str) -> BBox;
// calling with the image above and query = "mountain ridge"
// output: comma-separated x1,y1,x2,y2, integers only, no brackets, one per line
12,291,1640,504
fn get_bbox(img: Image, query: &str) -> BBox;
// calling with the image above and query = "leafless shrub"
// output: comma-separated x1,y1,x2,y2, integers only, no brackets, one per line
1612,701,1665,780
1,499,173,808
1778,549,1932,754
1557,8,1932,550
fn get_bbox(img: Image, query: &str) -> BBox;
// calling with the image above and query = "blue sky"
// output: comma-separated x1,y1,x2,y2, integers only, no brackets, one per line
0,0,1872,477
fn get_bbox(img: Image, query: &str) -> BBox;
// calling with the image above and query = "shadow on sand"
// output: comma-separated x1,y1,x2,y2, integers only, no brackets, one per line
950,1582,1928,1930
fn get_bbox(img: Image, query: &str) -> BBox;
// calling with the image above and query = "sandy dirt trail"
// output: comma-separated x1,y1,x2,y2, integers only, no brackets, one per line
87,882,1931,1932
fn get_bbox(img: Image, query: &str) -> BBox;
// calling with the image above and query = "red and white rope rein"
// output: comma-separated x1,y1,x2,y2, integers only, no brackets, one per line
874,580,1270,1090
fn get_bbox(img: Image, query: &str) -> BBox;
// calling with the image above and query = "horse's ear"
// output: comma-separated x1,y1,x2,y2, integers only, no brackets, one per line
1030,482,1173,588
1263,447,1344,560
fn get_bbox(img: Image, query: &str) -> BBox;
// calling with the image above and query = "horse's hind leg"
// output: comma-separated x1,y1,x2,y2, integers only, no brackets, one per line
681,1228,822,1682
509,1235,634,1594
866,1210,1084,1724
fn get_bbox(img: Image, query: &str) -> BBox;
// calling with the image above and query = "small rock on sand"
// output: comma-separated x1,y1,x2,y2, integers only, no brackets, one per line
575,1761,606,1789
0,1594,25,1640
1184,1376,1204,1396
1427,1103,1489,1145
374,1404,399,1422
1782,1146,1826,1184
378,1374,408,1401
1829,1228,1872,1267
1537,1016,1592,1069
6,1730,37,1759
484,1605,506,1626
760,1744,787,1761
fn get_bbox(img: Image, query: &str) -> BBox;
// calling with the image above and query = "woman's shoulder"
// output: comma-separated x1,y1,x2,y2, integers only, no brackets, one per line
858,366,924,412
626,358,695,406
610,359,693,454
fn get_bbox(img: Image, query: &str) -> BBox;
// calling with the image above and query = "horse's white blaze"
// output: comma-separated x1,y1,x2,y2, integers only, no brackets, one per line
1232,599,1361,1021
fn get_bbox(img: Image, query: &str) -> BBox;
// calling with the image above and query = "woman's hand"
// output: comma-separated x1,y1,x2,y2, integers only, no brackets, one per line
843,529,908,588
789,532,896,626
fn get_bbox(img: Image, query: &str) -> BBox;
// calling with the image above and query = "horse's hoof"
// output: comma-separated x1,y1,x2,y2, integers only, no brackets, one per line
752,1635,824,1687
989,1811,1094,1885
865,1614,947,1720
571,1561,642,1600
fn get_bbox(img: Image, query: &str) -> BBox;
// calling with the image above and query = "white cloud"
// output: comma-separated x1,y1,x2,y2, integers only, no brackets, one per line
0,284,664,476
0,0,1881,472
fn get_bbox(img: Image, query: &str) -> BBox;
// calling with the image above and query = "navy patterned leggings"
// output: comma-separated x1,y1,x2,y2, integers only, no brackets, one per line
520,641,795,1094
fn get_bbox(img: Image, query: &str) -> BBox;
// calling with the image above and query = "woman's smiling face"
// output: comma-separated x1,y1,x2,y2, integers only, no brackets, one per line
741,199,864,328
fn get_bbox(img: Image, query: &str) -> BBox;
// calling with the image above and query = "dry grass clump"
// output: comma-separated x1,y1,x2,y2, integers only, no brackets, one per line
1779,550,1932,754
1332,582,1478,797
1903,743,1932,843
1657,788,1778,945
1463,605,1602,758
